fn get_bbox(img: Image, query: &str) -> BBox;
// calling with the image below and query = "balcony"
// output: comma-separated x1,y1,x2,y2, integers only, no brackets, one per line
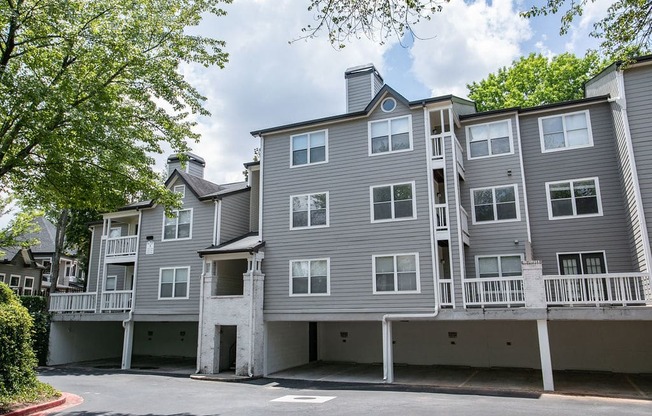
49,290,134,313
431,136,445,160
464,277,525,308
544,273,651,307
106,235,138,258
460,207,470,245
434,204,448,232
439,280,453,307
455,138,465,178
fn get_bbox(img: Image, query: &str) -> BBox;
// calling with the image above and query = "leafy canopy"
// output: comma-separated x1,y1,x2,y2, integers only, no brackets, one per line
466,52,605,112
0,0,230,213
522,0,652,61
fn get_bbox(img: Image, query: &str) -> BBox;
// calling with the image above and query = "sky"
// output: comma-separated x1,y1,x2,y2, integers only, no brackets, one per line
171,0,614,186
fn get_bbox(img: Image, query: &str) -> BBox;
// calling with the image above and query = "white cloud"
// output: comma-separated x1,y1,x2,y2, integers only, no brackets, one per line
172,0,393,184
408,0,532,98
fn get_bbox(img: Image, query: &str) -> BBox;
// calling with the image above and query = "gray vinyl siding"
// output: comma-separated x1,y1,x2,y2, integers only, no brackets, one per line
347,74,373,112
586,68,647,271
443,135,463,307
87,225,102,292
457,115,529,279
261,98,436,314
520,103,633,275
220,191,251,243
105,265,128,290
625,65,652,272
133,195,213,317
249,170,260,232
453,101,477,117
0,262,41,291
187,161,204,178
373,75,383,97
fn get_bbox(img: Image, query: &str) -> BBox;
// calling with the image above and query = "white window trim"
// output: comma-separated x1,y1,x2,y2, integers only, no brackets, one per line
368,115,413,156
470,184,521,225
556,250,609,274
157,266,190,300
538,110,594,153
161,208,193,241
290,129,329,168
372,253,421,294
0,273,5,284
105,275,117,291
545,177,603,220
23,276,34,295
465,119,514,160
370,181,417,223
289,191,330,230
288,258,331,297
174,184,186,199
381,97,397,113
472,254,524,279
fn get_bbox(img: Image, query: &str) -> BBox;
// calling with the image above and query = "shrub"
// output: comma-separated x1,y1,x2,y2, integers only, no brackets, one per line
0,282,38,399
19,296,50,366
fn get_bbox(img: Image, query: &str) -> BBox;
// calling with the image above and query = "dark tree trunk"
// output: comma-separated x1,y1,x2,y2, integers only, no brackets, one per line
49,209,70,293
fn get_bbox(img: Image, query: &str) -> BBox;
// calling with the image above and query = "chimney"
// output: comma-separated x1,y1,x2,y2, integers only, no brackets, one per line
345,64,384,113
167,152,206,178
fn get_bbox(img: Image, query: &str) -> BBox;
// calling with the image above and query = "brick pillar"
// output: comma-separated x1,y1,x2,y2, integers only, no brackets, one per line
522,260,545,308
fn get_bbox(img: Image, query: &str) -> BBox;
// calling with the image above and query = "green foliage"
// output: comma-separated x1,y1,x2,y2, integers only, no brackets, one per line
466,52,605,112
0,0,231,213
522,0,652,62
0,283,39,401
0,380,59,412
19,296,50,366
0,198,41,256
299,0,449,47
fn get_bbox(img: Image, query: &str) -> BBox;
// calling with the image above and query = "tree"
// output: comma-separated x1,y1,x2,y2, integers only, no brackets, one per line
466,52,605,112
298,0,448,47
0,0,230,211
522,0,652,61
0,197,40,256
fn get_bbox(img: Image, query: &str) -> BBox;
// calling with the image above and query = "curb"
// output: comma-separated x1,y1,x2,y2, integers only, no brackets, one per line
190,374,262,383
4,394,66,416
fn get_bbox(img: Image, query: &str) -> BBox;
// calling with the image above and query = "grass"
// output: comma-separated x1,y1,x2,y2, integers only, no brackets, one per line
0,381,61,414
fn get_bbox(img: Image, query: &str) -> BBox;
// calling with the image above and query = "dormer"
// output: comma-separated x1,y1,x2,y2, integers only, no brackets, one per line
345,64,384,113
167,152,206,178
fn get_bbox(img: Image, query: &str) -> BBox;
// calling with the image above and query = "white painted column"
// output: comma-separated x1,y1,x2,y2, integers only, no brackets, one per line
536,319,554,391
522,261,545,308
382,320,394,383
121,320,134,370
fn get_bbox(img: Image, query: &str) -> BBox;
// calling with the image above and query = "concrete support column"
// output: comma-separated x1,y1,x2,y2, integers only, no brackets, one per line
121,320,134,370
522,260,545,308
536,319,554,391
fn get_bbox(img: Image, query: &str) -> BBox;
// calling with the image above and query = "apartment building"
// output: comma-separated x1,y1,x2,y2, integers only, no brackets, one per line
48,56,652,391
48,154,257,370
251,58,652,390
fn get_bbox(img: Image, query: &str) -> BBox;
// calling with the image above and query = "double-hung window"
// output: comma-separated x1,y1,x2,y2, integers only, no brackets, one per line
163,208,192,240
291,130,327,166
546,178,602,219
23,277,34,295
467,120,512,158
371,182,415,222
9,275,20,289
291,193,328,229
369,115,412,155
290,259,329,295
373,253,419,293
476,255,522,278
159,267,189,299
105,275,117,291
539,110,592,152
471,185,519,223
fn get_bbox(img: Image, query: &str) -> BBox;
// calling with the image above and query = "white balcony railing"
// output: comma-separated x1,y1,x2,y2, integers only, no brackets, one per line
460,206,470,245
102,290,133,312
106,235,138,257
431,136,444,159
544,273,651,306
434,204,448,231
49,292,97,313
455,138,465,172
464,277,525,308
439,280,453,307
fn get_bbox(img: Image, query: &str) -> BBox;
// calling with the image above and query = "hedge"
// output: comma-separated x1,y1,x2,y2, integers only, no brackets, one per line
18,295,50,366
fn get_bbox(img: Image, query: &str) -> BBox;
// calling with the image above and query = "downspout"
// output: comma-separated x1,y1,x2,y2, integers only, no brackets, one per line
382,106,442,383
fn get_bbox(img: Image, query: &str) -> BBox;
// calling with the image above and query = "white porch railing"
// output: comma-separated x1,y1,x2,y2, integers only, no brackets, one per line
49,293,97,313
460,206,470,245
544,273,651,306
431,136,444,159
455,138,465,172
106,235,138,257
102,290,133,311
439,280,453,307
434,204,448,231
464,277,525,307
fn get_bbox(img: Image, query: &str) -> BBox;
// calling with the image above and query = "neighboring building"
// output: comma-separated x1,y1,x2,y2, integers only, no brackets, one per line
0,247,45,295
29,217,82,292
48,153,257,369
49,57,652,391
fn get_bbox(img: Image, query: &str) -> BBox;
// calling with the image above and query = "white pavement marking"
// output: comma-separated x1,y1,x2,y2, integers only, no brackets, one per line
271,395,336,404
